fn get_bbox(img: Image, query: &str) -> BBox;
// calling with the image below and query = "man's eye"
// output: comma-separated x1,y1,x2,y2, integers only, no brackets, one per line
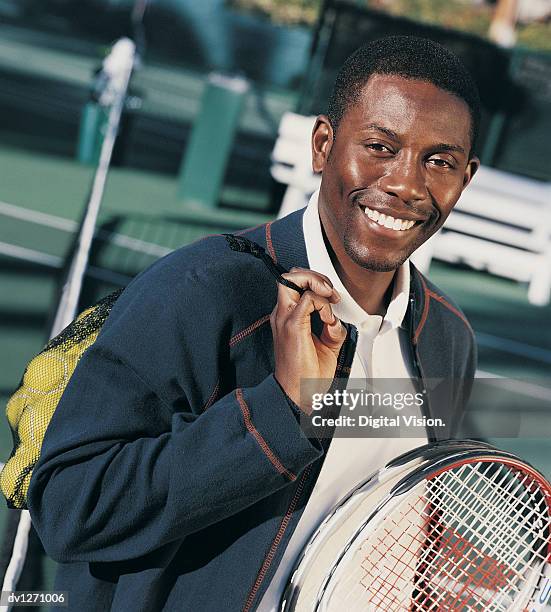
428,157,454,169
365,143,392,153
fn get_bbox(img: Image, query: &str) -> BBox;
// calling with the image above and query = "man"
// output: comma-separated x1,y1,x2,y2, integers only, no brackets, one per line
27,36,480,611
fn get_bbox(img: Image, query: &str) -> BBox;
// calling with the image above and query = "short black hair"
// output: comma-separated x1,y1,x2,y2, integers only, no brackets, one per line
327,35,481,155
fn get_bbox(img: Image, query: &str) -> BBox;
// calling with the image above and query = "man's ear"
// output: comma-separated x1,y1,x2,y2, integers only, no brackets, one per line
462,156,480,190
312,115,334,174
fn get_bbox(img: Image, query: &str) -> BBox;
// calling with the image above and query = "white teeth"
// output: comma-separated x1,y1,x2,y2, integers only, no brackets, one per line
362,206,417,231
366,208,379,222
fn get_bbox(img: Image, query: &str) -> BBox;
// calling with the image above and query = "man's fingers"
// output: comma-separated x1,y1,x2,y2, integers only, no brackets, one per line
277,268,341,309
288,290,336,328
320,315,347,349
271,270,347,407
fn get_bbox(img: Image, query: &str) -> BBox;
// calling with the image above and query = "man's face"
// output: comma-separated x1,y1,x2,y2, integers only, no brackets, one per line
312,74,480,272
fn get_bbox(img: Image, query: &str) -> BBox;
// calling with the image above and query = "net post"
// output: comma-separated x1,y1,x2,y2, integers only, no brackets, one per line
0,37,136,599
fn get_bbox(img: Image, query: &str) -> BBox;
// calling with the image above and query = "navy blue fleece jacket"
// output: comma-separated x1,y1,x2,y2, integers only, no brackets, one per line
27,207,476,611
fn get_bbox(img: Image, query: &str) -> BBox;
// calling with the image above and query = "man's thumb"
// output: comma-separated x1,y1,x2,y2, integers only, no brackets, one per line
321,316,346,352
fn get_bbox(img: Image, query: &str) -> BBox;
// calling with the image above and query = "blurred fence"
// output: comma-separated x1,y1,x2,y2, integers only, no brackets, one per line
0,22,297,211
300,2,551,182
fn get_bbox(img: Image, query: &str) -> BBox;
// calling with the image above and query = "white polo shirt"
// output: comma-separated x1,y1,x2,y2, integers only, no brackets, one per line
257,191,426,611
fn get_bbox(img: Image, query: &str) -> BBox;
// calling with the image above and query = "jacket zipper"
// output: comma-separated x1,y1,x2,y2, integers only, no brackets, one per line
409,296,436,442
242,465,312,612
327,322,355,392
242,325,356,611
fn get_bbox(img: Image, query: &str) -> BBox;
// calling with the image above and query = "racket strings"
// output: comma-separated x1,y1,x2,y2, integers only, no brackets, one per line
424,465,549,581
326,460,550,612
336,495,429,609
362,468,521,610
421,464,547,579
411,503,525,610
413,521,515,611
410,463,548,611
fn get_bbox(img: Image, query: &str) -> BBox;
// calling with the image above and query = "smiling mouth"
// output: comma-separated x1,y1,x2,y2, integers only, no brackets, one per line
360,205,423,232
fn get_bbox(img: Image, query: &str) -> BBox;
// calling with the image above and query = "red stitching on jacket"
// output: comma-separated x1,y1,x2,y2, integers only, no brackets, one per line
265,222,277,263
229,314,271,348
236,222,269,236
242,465,312,612
413,275,431,345
413,274,473,343
202,380,220,411
235,389,296,482
427,290,474,336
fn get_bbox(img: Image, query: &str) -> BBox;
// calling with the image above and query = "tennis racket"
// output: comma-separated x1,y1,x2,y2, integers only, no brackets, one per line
281,440,551,611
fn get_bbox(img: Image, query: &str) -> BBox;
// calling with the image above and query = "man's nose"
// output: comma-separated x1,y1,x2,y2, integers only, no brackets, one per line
378,154,428,204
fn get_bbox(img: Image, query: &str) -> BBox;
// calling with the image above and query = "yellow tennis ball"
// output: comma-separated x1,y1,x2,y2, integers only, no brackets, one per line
23,351,69,394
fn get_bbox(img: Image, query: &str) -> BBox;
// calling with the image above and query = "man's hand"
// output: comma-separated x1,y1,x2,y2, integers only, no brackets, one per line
270,267,347,414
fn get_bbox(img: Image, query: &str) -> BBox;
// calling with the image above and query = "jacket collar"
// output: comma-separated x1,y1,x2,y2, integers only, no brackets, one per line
268,207,310,270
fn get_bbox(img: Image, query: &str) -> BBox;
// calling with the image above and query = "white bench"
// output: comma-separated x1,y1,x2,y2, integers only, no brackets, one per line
271,112,551,306
272,112,320,219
